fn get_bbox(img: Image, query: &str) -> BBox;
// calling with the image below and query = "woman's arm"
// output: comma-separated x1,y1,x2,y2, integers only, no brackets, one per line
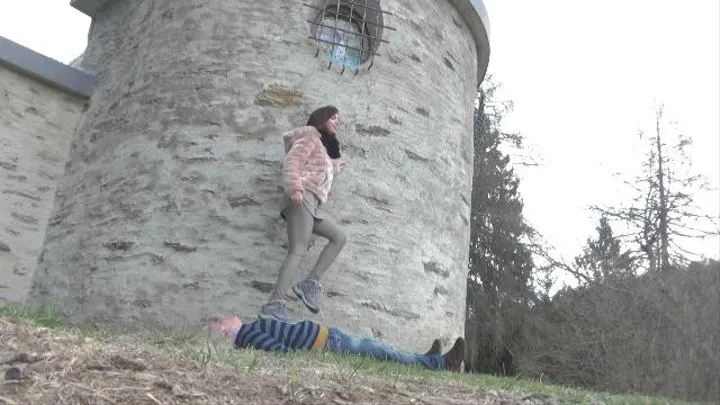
282,135,317,194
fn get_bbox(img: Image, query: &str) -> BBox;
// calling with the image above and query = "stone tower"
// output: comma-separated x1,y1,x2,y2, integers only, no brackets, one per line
28,0,489,351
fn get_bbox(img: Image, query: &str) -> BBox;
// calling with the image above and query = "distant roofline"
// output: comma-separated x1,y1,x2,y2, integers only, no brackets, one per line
70,0,490,84
0,36,94,98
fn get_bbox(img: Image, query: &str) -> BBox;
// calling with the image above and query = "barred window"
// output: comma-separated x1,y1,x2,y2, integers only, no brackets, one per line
306,0,394,74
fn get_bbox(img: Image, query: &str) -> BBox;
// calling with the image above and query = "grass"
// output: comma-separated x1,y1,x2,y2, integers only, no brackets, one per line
0,304,706,405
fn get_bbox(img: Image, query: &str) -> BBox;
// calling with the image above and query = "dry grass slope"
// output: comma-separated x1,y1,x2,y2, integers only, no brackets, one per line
0,306,702,405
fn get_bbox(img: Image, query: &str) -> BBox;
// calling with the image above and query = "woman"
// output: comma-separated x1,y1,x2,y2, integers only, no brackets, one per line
260,106,348,322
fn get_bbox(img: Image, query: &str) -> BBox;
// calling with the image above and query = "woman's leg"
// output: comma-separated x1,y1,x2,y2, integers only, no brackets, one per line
292,213,346,313
268,203,315,301
307,214,347,281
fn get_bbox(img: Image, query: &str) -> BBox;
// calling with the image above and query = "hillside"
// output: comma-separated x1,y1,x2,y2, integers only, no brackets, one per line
0,308,699,405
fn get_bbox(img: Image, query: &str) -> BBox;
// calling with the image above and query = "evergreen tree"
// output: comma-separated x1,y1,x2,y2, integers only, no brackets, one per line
573,215,635,283
466,79,536,374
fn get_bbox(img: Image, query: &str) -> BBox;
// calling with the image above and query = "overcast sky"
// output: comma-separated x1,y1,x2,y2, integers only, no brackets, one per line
1,1,718,283
482,0,719,271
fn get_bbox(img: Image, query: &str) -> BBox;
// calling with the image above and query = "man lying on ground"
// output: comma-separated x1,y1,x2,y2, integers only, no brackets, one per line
208,316,466,372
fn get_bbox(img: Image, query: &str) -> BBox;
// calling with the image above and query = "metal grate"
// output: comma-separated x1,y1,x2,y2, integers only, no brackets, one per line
304,0,396,75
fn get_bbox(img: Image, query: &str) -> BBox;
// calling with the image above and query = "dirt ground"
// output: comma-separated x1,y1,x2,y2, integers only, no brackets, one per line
0,318,565,405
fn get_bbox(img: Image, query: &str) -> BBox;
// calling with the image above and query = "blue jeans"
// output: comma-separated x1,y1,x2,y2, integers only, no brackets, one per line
325,327,444,370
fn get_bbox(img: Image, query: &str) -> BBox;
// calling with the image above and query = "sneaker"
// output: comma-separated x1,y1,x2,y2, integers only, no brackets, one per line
259,299,291,322
292,279,321,313
424,339,442,356
442,337,466,372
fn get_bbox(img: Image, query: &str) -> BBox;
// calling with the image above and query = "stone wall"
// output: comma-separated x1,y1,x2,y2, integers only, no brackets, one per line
0,64,85,303
29,0,481,351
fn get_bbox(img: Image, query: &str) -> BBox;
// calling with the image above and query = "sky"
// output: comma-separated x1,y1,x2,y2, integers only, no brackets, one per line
481,0,720,269
1,1,718,283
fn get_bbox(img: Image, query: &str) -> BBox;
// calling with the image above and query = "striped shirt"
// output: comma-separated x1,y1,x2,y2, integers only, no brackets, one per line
234,318,329,353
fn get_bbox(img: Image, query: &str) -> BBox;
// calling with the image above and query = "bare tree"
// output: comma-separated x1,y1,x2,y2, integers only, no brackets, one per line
592,103,719,272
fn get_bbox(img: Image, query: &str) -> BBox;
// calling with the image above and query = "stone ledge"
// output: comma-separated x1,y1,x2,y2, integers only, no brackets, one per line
70,0,114,18
0,36,94,98
449,0,491,84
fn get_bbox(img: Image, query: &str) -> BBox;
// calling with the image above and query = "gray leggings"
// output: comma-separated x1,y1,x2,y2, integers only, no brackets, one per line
270,201,347,301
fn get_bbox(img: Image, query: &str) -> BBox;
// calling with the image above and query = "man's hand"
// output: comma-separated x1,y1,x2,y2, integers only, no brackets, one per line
290,190,303,205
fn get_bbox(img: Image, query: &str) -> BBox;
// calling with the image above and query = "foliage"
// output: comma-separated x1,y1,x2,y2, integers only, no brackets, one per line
571,215,637,285
465,78,537,375
464,90,719,403
523,259,719,402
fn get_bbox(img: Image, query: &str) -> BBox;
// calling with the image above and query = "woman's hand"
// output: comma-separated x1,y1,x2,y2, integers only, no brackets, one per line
290,190,304,205
332,158,347,174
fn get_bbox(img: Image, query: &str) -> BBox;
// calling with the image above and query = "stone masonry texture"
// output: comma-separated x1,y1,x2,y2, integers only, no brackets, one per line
0,65,85,303
28,0,479,351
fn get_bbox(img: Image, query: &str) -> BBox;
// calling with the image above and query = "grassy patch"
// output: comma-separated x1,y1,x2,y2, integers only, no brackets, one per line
0,304,67,328
0,303,704,405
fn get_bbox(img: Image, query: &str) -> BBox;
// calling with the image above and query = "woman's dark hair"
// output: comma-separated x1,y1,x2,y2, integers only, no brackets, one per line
306,105,339,132
306,105,341,159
